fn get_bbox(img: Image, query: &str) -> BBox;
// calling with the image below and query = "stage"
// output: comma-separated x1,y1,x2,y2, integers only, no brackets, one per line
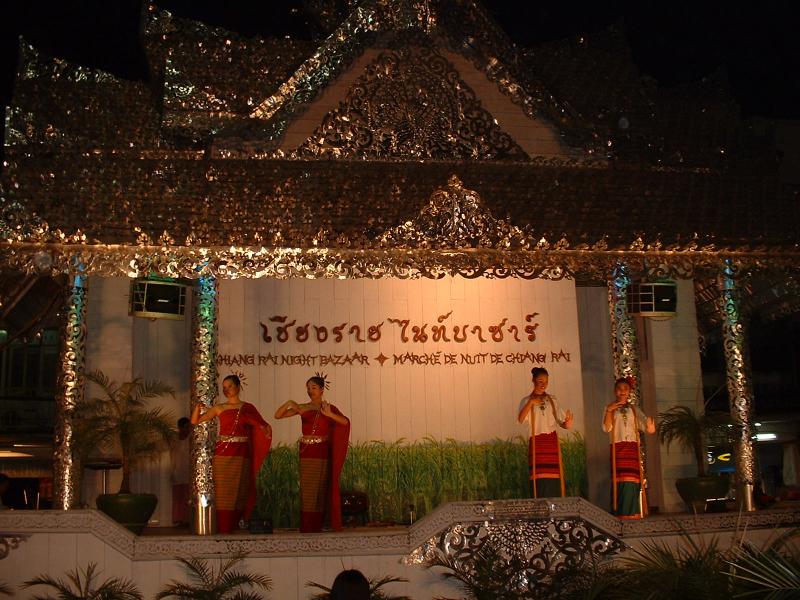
2,498,800,599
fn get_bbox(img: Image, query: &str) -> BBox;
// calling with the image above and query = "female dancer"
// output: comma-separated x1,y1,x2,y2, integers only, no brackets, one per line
517,367,573,498
275,375,350,532
602,377,656,518
191,374,272,533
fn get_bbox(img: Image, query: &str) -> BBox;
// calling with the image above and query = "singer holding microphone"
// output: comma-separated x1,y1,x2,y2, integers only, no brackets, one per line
603,377,656,519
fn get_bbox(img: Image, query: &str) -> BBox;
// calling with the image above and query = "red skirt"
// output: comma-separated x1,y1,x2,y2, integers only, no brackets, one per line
213,441,250,534
529,431,561,479
612,441,641,484
299,440,330,533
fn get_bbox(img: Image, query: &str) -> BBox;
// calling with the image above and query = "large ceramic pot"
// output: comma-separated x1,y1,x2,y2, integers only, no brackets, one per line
96,493,158,535
675,475,731,513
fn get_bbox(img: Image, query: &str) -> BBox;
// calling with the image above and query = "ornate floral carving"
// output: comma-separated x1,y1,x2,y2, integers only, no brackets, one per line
380,175,530,249
191,277,219,524
1,240,798,284
0,533,28,560
295,47,528,160
717,260,756,503
52,275,88,510
404,504,624,591
243,1,600,156
608,263,642,404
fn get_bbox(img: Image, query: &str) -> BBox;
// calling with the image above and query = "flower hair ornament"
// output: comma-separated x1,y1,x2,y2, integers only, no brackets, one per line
314,371,331,390
234,370,247,387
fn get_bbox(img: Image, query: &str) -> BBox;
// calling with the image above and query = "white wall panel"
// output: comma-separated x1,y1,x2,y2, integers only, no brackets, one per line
217,277,584,445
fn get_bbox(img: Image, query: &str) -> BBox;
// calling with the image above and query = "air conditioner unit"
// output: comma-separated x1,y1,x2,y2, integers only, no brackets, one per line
129,279,187,320
626,281,677,318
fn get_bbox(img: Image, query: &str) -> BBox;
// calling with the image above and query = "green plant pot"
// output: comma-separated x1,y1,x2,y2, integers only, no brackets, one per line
96,493,158,535
675,475,731,513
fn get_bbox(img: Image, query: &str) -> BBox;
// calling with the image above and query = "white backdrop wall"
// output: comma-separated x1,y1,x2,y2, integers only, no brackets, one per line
217,276,586,446
83,276,586,526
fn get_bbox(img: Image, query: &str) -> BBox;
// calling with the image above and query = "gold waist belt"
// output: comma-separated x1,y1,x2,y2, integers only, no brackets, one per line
300,435,328,444
218,435,248,443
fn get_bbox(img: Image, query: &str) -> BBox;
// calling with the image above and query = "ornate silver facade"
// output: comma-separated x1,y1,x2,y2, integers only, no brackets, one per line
717,260,756,511
190,276,219,533
295,46,529,160
52,275,88,510
608,263,642,402
406,499,623,594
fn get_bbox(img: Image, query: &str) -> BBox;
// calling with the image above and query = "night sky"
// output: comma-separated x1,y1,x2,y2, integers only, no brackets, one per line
1,0,799,124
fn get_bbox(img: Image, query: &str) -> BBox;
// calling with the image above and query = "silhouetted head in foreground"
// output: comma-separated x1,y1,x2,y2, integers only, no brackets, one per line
330,569,370,600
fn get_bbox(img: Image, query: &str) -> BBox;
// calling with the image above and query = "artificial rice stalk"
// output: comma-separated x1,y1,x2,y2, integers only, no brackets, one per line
257,436,587,527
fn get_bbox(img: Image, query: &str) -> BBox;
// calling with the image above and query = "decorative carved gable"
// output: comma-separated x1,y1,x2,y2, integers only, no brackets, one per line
295,46,529,160
380,175,531,249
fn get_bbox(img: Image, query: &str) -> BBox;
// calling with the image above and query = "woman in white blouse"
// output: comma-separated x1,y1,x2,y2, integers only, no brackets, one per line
603,377,655,518
518,367,573,498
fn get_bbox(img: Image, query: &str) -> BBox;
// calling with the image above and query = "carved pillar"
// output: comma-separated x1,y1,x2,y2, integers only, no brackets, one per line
608,264,642,399
608,263,650,515
717,260,756,511
53,274,88,510
190,276,218,534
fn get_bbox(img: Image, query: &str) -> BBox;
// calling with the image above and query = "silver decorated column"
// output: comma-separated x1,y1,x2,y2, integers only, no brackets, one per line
608,263,648,515
53,274,88,510
717,260,756,511
608,263,643,398
191,275,219,534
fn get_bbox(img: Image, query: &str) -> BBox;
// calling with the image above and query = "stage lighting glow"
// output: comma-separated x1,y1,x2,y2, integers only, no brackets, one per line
0,450,34,458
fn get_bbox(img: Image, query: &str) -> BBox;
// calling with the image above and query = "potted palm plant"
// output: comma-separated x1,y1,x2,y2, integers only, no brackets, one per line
76,369,177,534
657,405,731,512
156,553,271,599
23,562,142,599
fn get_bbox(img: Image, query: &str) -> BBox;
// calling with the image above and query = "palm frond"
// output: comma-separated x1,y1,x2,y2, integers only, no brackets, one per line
78,371,177,492
658,406,703,452
766,527,800,554
306,579,331,600
157,553,270,600
657,405,731,477
85,370,114,396
728,543,800,597
619,531,729,600
132,379,175,403
23,563,142,600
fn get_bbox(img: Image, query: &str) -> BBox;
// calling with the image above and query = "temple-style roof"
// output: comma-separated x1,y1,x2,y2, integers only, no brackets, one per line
0,0,797,285
1,154,795,253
